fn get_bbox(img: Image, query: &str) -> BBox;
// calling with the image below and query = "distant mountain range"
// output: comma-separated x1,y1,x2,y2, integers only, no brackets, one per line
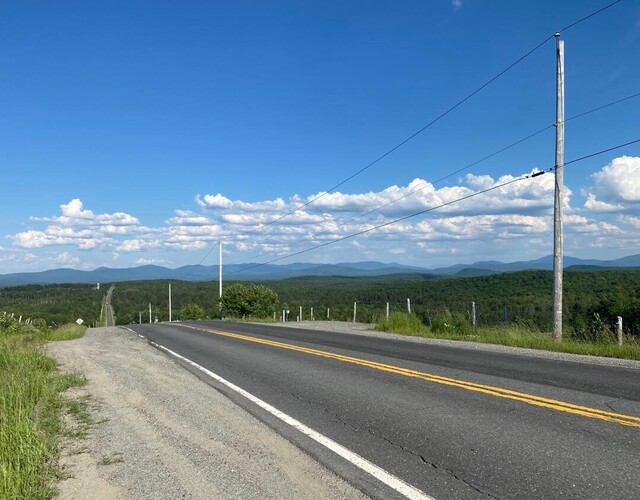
1,254,639,287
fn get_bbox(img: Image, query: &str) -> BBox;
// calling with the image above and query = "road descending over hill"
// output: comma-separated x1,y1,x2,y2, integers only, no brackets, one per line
105,286,115,327
128,320,640,499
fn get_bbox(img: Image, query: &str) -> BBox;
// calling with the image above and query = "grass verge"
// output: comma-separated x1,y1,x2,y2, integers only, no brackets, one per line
375,313,640,361
376,312,430,335
44,323,87,342
0,321,88,499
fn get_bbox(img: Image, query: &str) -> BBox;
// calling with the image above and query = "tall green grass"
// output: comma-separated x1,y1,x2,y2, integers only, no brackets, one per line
1,317,86,498
376,312,429,335
375,312,640,360
44,323,87,342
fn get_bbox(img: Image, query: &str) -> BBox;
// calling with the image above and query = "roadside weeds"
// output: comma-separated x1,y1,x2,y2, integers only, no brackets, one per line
0,321,100,499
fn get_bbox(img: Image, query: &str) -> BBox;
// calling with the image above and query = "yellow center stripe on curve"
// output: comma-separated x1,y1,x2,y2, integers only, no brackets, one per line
176,324,640,428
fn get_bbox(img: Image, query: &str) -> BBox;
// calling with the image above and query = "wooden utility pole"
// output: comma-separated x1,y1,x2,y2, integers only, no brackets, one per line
553,33,565,341
218,240,223,300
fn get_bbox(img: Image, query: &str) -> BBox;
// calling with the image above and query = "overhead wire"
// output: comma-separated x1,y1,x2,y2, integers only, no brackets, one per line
227,137,640,276
194,0,628,266
218,0,627,238
225,91,640,265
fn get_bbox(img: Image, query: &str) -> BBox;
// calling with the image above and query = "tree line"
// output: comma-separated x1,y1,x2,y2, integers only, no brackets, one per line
0,284,104,326
108,269,640,336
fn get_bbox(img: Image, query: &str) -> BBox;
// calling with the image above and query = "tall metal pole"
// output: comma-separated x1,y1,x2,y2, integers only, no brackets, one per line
168,283,172,322
552,33,565,341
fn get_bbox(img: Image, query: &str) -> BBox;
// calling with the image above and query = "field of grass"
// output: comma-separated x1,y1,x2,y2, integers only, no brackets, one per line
0,316,87,499
375,312,640,360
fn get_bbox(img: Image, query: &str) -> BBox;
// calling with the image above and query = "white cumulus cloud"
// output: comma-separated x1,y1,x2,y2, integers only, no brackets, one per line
584,156,640,209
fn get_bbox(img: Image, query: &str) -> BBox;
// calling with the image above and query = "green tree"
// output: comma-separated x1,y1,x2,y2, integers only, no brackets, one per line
179,303,205,320
221,284,278,318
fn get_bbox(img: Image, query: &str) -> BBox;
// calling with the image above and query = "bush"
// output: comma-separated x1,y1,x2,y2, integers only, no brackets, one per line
430,311,472,335
179,303,205,321
572,312,616,342
221,284,278,319
376,312,428,335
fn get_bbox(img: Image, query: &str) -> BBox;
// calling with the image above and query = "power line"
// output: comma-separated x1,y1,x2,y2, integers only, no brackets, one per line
558,0,624,32
195,0,627,266
227,137,640,276
226,91,640,265
196,239,219,266
222,0,626,236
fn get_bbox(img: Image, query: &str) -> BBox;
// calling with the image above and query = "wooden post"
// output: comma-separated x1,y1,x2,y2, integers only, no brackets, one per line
617,316,623,346
353,302,357,323
386,302,390,320
471,301,477,331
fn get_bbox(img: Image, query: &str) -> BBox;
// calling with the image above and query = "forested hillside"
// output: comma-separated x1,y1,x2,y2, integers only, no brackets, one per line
0,284,104,326
110,270,640,336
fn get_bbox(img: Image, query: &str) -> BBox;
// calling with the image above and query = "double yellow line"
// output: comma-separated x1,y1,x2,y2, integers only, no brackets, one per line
177,324,640,428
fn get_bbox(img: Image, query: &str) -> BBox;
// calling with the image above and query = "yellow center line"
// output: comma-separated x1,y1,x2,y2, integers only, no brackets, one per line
176,323,640,428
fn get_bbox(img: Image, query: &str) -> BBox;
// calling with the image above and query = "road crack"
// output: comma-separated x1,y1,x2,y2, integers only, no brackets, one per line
363,428,501,499
287,392,501,499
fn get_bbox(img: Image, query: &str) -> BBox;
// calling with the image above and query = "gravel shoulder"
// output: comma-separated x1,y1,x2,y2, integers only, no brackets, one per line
46,327,368,500
270,320,640,370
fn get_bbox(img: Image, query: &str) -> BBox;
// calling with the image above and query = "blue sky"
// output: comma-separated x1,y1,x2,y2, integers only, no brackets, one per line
1,0,639,273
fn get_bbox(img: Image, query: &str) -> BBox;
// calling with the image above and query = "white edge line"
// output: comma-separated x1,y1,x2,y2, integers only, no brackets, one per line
150,340,435,500
119,326,145,339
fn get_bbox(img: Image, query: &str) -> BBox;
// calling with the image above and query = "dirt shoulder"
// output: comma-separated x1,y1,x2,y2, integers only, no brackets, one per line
47,327,367,500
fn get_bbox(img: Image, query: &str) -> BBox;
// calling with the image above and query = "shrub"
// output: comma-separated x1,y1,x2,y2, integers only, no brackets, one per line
221,284,278,318
376,312,428,335
430,311,472,335
573,312,615,342
179,303,205,321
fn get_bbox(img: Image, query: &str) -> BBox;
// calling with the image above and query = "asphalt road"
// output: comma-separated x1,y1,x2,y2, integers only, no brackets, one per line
128,320,640,499
105,286,114,327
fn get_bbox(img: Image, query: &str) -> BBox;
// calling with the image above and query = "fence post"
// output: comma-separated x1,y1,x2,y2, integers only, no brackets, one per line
327,307,330,320
311,307,314,321
299,305,303,322
471,301,477,331
353,302,357,323
617,316,623,346
407,298,411,314
386,302,390,320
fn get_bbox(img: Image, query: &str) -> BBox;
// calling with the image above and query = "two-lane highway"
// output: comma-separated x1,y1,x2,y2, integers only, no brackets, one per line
128,320,640,499
104,286,115,327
